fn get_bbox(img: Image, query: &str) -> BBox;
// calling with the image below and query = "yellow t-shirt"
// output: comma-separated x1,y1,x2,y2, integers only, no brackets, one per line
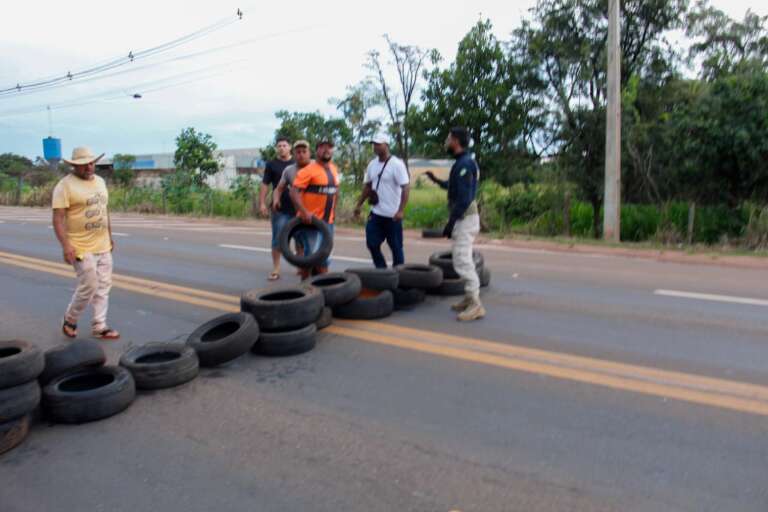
52,174,111,255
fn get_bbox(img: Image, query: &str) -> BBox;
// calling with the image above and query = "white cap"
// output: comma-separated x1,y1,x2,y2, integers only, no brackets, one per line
369,132,389,145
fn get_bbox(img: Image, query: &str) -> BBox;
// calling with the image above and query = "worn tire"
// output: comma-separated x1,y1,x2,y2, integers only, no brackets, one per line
306,272,361,307
42,366,135,424
333,290,394,320
0,415,30,456
0,380,40,423
345,267,399,291
428,277,467,296
39,340,106,386
316,307,333,330
0,340,44,389
396,264,443,290
253,324,317,357
421,228,444,239
480,266,491,288
393,287,426,310
428,250,484,279
279,216,333,268
187,313,259,367
120,343,199,390
241,285,324,332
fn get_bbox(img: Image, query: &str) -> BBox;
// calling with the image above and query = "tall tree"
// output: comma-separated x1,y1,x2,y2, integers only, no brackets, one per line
173,127,220,188
332,81,382,184
112,153,136,187
686,0,768,80
367,35,430,169
412,19,545,184
516,0,688,236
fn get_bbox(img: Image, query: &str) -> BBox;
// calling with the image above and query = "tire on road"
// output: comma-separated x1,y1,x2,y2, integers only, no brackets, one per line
0,380,40,423
0,340,44,389
120,343,199,390
42,366,135,424
428,250,484,279
278,216,333,269
316,307,333,330
241,285,324,332
39,340,106,386
0,414,30,456
480,266,491,288
428,277,466,296
393,287,426,310
187,313,259,367
345,267,399,291
332,290,394,320
396,264,443,290
253,324,317,357
421,228,444,239
306,272,361,307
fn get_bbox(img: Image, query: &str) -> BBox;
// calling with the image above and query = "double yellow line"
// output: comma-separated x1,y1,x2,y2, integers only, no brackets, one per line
2,249,768,417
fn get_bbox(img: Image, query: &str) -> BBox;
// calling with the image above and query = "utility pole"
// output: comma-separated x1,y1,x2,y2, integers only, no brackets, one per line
603,0,621,242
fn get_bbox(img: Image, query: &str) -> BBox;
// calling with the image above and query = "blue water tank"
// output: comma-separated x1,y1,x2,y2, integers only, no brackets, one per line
43,137,62,161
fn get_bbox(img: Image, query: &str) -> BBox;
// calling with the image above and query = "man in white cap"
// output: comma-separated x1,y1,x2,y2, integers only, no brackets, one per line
353,132,410,268
52,146,119,340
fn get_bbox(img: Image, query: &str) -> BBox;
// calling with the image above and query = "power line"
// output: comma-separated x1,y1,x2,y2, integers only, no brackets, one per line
0,24,317,100
0,56,255,118
0,10,243,96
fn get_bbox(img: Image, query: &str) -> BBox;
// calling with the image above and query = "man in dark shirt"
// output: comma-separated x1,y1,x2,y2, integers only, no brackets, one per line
259,137,295,280
426,127,484,321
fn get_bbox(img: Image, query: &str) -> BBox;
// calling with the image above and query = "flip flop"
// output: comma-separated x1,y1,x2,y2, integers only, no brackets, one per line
268,271,280,281
93,328,120,340
62,320,77,339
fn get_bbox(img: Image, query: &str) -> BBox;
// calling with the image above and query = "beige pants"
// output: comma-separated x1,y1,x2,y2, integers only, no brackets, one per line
64,252,113,332
452,213,481,300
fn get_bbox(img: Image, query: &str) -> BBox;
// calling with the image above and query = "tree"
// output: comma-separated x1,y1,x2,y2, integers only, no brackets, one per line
172,127,220,188
411,19,545,184
332,80,382,184
516,0,688,236
112,153,136,188
0,153,33,205
686,0,768,80
367,35,430,169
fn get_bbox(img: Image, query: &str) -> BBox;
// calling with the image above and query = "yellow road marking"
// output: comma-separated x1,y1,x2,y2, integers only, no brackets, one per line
2,249,768,416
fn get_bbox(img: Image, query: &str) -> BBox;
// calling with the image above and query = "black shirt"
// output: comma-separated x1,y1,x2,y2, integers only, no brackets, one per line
262,158,295,215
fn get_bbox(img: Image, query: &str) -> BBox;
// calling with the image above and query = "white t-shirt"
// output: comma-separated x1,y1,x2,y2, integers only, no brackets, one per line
364,155,409,218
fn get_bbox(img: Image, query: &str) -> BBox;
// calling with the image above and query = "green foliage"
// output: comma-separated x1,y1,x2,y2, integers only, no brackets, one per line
229,175,259,202
112,153,136,187
410,19,543,184
172,127,220,188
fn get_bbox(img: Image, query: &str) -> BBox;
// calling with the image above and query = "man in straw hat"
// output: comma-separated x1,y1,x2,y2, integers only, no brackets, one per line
52,146,120,340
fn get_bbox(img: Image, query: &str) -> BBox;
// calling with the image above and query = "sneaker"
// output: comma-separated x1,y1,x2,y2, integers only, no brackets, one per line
457,301,486,322
451,296,472,312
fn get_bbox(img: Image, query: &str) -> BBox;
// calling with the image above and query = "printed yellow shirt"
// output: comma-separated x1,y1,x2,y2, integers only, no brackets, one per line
51,174,111,255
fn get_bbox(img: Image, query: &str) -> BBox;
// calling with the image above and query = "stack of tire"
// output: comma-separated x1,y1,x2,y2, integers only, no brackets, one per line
392,264,444,310
0,340,43,455
427,250,491,296
40,340,136,424
241,284,324,356
328,268,397,319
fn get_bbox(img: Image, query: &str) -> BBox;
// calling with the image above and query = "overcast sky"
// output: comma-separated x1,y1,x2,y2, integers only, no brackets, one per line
1,0,765,159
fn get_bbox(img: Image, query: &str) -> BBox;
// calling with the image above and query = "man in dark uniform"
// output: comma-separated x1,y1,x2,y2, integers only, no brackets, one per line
426,127,485,321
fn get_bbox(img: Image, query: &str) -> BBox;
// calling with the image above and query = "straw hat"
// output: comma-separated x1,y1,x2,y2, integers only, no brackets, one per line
63,146,104,166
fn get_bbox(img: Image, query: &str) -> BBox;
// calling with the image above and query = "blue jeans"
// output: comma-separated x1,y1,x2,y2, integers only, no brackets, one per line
270,211,292,249
304,221,334,268
365,213,404,268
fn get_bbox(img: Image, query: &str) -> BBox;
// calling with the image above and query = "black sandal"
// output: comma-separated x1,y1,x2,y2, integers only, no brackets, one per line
62,320,78,339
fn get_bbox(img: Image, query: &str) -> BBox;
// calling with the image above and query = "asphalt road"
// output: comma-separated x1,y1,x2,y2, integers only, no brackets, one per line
0,206,766,512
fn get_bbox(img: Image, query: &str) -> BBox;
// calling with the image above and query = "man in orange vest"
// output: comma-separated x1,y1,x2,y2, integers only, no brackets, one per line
290,139,339,278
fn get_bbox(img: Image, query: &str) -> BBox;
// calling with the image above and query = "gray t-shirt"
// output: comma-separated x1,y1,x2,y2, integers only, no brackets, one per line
279,164,299,187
